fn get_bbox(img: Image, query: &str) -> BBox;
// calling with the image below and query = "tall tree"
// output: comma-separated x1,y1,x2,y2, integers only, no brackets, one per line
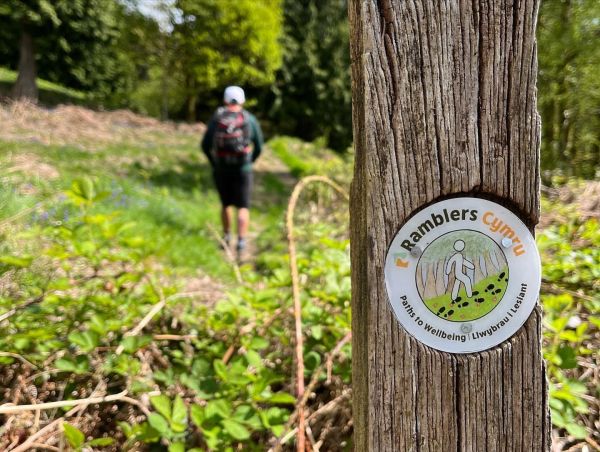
0,0,123,103
271,0,352,151
538,0,600,181
172,0,283,121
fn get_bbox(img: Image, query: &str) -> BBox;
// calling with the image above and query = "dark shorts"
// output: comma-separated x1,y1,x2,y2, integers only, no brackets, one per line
213,170,253,208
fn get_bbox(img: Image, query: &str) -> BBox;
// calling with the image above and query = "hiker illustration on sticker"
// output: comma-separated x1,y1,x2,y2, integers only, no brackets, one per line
416,231,509,323
384,198,541,353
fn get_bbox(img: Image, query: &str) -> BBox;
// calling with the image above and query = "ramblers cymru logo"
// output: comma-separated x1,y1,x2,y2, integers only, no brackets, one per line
385,198,540,353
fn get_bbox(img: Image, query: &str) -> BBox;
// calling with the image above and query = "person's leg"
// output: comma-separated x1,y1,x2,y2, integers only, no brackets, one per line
236,171,252,252
221,206,232,243
237,207,249,242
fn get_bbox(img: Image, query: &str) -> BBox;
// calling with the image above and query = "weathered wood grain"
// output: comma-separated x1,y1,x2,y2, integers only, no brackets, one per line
349,0,550,450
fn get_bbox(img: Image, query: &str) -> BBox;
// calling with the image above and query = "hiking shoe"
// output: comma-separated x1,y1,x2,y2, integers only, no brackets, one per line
221,233,231,250
236,238,247,260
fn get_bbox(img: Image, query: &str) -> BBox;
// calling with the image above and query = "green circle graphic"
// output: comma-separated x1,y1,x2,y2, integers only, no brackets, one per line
415,230,509,322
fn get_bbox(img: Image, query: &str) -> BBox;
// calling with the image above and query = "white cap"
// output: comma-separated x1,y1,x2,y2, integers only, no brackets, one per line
223,86,245,105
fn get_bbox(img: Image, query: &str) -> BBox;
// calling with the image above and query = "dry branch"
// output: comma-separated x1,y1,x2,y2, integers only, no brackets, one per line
0,294,46,323
285,176,349,452
273,331,352,451
0,352,38,369
0,390,128,415
541,280,596,303
153,334,197,341
207,222,243,283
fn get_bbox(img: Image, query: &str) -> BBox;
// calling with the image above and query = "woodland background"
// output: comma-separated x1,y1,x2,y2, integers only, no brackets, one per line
0,1,598,451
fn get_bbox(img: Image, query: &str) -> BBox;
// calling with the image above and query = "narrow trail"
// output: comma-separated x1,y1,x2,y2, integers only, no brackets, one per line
0,101,299,307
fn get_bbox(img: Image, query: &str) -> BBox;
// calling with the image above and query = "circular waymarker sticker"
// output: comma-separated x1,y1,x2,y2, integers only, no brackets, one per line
384,197,541,353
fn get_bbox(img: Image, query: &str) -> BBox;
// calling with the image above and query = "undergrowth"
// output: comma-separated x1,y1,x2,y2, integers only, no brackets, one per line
0,130,597,451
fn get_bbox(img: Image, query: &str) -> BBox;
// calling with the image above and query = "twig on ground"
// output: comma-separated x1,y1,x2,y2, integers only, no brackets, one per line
326,332,351,384
285,176,349,452
222,345,236,364
273,332,352,451
0,390,128,415
0,352,38,369
207,222,243,283
305,424,318,452
268,390,352,450
541,280,596,303
9,420,63,452
27,443,59,451
586,436,600,451
115,288,206,355
121,396,152,418
0,293,46,323
306,390,352,423
221,307,285,364
115,284,166,355
153,334,197,341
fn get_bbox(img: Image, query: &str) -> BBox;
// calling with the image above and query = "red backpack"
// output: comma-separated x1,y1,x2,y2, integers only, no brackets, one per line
213,108,251,165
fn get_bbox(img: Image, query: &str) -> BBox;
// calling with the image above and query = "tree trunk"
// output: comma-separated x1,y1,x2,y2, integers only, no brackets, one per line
186,93,198,122
349,0,550,450
12,25,38,102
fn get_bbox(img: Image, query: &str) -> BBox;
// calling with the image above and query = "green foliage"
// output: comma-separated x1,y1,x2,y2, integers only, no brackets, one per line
0,67,86,103
0,154,352,449
0,0,128,104
538,0,600,181
63,422,114,450
172,0,283,119
1,120,597,448
269,136,353,182
537,199,599,440
270,0,352,151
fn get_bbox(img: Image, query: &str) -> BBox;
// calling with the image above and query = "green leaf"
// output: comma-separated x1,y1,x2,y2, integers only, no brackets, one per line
168,442,185,452
63,422,85,448
79,177,95,201
557,344,578,369
170,396,187,433
88,315,107,335
267,392,297,405
0,255,33,268
150,395,172,421
311,325,323,340
222,418,251,440
249,337,269,350
213,359,228,380
565,422,588,439
119,335,152,354
68,331,100,353
190,404,204,427
55,356,90,375
233,405,262,430
118,421,133,438
147,413,171,437
245,350,262,368
87,437,115,446
205,399,232,420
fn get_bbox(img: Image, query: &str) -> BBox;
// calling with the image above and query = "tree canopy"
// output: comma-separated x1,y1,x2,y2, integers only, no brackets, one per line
172,0,283,120
270,0,352,151
0,0,124,101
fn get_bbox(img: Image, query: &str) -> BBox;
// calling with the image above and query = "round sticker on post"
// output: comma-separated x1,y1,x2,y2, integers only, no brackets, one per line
384,197,541,353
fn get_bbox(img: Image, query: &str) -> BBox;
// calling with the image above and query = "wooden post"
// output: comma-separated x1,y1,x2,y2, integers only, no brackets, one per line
349,1,550,451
